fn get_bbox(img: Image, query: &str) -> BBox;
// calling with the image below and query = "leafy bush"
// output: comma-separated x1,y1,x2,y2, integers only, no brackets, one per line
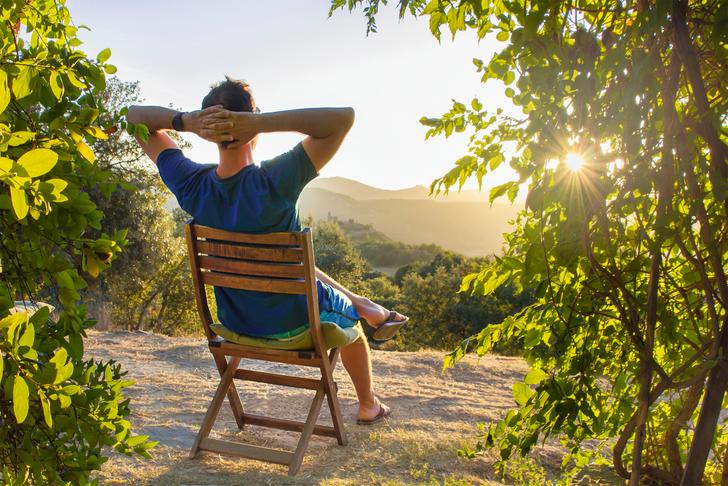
313,220,369,295
393,258,532,351
356,239,443,270
0,2,153,483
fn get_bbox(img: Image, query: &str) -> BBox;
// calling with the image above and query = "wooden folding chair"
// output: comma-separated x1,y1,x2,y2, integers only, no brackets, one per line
184,221,348,475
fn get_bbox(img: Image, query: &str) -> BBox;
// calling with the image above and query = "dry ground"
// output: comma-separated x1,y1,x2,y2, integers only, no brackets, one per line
86,330,616,485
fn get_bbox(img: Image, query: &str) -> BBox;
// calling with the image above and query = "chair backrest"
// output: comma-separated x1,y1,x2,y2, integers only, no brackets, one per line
184,221,326,354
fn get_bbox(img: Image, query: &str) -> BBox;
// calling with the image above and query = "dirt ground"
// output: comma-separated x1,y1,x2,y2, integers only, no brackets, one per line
85,330,616,485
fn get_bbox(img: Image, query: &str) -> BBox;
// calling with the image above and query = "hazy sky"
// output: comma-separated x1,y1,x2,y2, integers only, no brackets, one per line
69,0,517,191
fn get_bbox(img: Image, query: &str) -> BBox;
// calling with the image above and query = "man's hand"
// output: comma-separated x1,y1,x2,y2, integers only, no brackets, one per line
182,105,232,142
199,109,259,147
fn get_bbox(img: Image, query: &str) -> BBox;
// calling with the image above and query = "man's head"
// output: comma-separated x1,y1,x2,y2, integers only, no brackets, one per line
202,77,257,149
202,76,256,113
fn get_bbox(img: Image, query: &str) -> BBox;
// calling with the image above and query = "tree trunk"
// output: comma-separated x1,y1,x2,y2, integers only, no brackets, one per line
665,378,705,479
722,435,728,486
681,321,728,485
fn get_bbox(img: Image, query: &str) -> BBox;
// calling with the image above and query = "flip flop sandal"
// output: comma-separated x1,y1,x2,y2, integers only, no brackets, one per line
372,311,409,342
356,403,391,425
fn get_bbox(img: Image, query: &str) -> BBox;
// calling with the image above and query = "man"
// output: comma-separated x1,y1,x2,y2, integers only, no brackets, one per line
126,77,407,424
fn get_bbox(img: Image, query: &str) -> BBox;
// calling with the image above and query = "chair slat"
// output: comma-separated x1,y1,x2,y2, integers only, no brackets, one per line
241,413,337,438
197,241,303,263
198,255,305,279
201,271,306,294
234,369,321,390
209,342,322,367
195,224,302,246
199,438,293,465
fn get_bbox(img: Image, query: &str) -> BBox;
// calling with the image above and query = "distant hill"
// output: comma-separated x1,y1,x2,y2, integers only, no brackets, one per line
307,176,491,203
299,184,520,257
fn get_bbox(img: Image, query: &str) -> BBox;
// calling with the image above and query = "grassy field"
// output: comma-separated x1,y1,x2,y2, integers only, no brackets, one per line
86,330,617,485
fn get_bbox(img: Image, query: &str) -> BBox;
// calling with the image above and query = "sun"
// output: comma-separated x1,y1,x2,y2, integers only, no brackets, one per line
565,152,585,172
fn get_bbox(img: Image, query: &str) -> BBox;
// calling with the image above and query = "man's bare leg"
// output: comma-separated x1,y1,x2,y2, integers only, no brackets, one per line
315,267,401,421
315,268,406,327
339,340,383,421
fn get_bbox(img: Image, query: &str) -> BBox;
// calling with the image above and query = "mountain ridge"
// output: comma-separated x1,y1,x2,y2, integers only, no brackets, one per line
299,183,520,257
307,176,492,203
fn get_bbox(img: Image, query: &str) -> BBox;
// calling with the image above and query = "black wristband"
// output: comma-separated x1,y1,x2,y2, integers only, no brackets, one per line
172,111,186,131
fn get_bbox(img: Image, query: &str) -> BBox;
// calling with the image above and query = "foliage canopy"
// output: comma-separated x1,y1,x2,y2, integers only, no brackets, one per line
331,0,727,484
0,1,153,483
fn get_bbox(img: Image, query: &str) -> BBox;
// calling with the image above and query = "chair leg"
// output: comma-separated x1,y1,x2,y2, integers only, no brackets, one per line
226,383,245,429
190,356,241,459
325,349,347,446
213,354,245,429
288,386,326,475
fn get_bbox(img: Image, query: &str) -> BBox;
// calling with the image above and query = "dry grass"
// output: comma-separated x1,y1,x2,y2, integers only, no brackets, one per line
85,330,617,485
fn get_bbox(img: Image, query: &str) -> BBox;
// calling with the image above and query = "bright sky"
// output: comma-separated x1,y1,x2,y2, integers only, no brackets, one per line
69,0,518,191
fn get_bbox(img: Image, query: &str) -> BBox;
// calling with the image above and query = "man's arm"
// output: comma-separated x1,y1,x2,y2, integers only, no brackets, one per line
126,105,225,162
126,105,179,162
202,108,355,171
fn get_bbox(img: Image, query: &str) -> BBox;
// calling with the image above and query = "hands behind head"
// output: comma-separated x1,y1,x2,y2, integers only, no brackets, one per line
187,105,258,149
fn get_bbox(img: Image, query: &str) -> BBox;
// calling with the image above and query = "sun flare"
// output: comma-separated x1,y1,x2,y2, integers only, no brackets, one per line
565,152,585,172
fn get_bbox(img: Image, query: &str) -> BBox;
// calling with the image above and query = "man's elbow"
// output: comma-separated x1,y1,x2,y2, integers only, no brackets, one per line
340,107,355,131
126,105,143,125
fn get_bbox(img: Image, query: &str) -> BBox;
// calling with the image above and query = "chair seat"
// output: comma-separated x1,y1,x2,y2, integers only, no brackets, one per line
209,321,364,351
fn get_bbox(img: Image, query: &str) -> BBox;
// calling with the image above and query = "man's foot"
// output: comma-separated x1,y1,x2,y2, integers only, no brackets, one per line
354,297,407,330
357,397,391,425
371,311,409,341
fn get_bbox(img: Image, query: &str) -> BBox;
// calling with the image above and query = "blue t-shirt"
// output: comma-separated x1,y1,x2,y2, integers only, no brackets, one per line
157,143,320,337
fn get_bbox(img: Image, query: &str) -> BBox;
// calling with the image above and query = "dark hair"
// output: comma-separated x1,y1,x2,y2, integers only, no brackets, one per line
201,76,256,113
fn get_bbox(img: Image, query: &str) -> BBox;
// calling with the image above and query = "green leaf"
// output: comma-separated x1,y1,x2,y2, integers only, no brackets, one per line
125,435,149,447
68,333,83,360
524,368,549,385
10,187,28,220
39,390,52,428
49,72,64,100
62,384,81,395
104,64,117,75
524,327,542,348
8,131,35,147
96,48,111,63
513,382,534,407
67,71,87,89
496,30,509,41
12,65,36,99
50,347,68,368
45,178,69,201
489,181,517,204
85,126,108,140
17,148,59,177
13,376,29,423
0,69,9,114
0,156,11,173
56,271,74,289
57,393,71,408
76,141,95,163
18,322,34,348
